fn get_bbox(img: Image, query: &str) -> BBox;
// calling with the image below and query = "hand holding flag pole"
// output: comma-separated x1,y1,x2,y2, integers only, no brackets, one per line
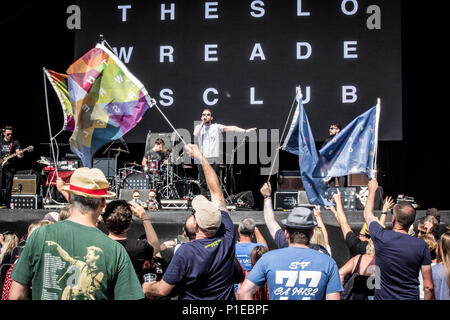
266,86,302,183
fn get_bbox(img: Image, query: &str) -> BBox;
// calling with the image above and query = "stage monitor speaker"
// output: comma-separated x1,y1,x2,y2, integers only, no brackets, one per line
348,173,369,186
12,175,37,195
277,171,304,191
93,158,116,178
229,190,254,208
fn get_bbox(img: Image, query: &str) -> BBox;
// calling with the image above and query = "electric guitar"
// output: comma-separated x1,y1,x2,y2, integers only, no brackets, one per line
1,145,34,167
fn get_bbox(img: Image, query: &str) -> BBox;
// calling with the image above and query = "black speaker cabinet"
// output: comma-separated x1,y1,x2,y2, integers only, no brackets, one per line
277,171,304,191
12,175,37,195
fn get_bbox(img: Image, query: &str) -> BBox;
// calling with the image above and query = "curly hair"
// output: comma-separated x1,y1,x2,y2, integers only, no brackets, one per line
102,200,133,235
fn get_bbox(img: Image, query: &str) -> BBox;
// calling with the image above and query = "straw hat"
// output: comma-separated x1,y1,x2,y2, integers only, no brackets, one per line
62,167,116,198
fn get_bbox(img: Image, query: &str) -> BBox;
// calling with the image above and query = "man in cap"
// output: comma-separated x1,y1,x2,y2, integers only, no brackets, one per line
142,144,236,300
8,167,144,300
237,206,343,300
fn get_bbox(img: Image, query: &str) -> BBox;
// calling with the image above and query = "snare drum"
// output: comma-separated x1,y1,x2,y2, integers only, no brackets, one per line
121,170,150,189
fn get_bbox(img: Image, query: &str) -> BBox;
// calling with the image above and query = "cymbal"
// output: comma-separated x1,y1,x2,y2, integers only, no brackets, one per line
183,164,193,168
110,148,130,154
124,161,143,167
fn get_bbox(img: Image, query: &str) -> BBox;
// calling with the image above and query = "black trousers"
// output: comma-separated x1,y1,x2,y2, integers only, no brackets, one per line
197,162,220,198
0,168,14,207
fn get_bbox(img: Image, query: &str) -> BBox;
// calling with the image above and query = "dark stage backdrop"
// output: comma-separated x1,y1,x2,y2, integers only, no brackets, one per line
73,0,402,143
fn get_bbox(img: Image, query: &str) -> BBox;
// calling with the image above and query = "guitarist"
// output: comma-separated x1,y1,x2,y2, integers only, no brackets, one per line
0,125,24,208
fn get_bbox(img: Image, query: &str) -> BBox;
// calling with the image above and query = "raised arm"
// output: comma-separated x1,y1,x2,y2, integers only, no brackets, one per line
260,182,281,240
313,205,329,246
56,177,70,202
129,201,161,254
254,226,268,247
364,179,378,227
193,123,203,137
185,144,226,211
379,196,394,226
223,126,256,133
329,190,352,238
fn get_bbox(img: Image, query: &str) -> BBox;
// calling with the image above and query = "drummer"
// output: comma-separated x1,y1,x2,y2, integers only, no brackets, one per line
141,138,168,171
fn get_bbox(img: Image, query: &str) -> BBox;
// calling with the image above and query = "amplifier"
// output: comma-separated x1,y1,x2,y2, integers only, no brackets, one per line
323,187,356,211
11,194,42,209
347,173,369,186
12,175,37,194
274,191,299,210
277,176,304,191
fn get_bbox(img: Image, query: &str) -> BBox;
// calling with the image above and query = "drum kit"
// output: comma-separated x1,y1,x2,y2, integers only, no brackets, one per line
115,149,201,201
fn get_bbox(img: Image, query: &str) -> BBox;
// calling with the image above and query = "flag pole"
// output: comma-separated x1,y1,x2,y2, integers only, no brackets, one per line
151,100,188,146
372,98,381,179
266,86,301,183
43,67,59,178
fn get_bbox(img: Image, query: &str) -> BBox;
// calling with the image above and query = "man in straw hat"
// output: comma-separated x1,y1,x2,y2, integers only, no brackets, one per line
143,144,236,300
237,206,343,300
8,167,144,300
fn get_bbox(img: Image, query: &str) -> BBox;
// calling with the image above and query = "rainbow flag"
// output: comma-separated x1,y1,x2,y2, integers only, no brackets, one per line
65,43,153,167
44,69,75,131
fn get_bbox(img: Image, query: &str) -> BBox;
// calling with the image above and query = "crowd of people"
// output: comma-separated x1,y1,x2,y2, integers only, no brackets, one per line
0,143,449,300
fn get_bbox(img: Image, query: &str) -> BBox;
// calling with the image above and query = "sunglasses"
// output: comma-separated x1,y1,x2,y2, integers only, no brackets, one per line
418,230,427,235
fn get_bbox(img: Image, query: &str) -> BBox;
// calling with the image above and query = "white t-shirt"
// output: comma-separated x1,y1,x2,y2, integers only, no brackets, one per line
197,123,224,159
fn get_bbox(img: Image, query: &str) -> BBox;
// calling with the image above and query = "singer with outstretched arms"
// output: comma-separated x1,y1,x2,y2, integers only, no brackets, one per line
193,108,256,198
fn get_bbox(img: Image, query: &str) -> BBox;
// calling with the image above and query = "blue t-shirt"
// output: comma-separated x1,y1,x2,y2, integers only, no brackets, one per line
235,242,268,272
432,263,450,300
162,211,236,300
369,221,432,300
274,229,330,256
247,246,343,300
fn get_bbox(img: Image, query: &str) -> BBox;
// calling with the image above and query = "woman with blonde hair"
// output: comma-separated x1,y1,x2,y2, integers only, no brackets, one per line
432,231,450,300
0,233,19,265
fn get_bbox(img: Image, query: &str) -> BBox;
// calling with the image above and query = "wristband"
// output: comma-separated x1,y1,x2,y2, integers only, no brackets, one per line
381,211,387,215
263,195,272,199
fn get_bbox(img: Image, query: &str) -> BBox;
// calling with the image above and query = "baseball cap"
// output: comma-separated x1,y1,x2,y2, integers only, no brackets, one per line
191,195,222,232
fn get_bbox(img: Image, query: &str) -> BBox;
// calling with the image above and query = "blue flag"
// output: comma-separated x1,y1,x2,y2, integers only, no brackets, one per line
282,91,333,207
312,105,379,180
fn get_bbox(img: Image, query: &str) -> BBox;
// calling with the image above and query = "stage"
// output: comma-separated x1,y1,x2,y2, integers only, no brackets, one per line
1,208,448,268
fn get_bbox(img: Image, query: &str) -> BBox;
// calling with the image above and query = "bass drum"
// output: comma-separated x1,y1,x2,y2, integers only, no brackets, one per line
121,170,150,189
174,180,201,199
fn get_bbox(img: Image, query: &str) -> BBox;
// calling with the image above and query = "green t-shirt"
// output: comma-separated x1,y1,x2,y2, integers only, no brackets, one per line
11,220,144,300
